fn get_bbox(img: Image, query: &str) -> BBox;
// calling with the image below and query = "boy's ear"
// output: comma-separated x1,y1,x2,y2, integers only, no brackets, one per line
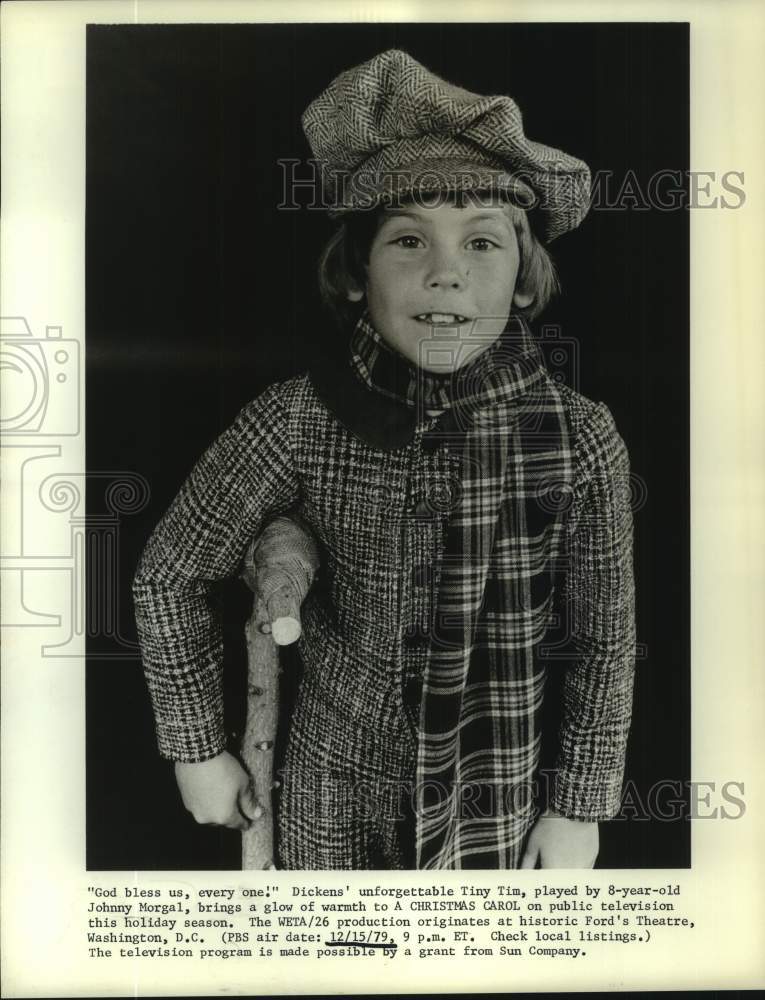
347,262,368,302
512,287,535,309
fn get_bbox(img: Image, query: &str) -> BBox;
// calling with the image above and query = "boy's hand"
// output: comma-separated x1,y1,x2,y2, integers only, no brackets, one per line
520,809,599,869
175,751,262,831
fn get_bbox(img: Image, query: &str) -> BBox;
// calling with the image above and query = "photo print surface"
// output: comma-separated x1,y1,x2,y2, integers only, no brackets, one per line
85,21,690,871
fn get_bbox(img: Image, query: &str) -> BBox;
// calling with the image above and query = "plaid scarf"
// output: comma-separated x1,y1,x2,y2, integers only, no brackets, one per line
348,310,544,428
348,311,571,869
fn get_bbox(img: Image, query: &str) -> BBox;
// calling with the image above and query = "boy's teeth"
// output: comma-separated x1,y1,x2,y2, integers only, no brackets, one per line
418,313,466,323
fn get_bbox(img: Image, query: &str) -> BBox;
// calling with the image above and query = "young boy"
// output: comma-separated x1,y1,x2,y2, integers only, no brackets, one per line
133,49,636,870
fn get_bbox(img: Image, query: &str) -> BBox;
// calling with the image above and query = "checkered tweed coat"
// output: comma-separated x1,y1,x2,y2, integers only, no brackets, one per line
133,350,635,869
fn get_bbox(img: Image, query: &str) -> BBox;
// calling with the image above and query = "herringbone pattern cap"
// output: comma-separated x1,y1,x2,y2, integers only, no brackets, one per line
302,49,591,241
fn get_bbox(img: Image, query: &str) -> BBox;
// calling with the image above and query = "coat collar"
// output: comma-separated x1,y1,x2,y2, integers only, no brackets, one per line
309,333,417,451
308,312,547,453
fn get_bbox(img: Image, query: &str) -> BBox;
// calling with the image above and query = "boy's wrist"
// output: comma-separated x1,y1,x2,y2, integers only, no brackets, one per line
157,727,228,765
175,751,220,767
549,764,626,822
543,806,598,824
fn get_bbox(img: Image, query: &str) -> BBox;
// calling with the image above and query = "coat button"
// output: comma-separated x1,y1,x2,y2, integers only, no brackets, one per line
428,482,455,512
409,497,433,516
402,631,430,650
408,483,453,516
403,674,424,711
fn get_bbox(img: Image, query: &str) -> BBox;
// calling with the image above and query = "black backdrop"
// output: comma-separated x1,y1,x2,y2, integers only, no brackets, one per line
86,22,690,870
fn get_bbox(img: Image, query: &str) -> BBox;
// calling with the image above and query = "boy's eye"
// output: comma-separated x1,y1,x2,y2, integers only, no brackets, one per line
467,237,498,251
393,235,424,249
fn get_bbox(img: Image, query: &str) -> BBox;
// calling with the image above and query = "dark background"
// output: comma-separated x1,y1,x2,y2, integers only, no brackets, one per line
86,23,690,870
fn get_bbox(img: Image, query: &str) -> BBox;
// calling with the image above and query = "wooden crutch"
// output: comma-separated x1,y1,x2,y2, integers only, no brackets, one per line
239,514,320,870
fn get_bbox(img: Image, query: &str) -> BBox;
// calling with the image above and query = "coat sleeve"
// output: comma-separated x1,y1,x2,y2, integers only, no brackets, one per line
548,401,637,821
132,382,300,763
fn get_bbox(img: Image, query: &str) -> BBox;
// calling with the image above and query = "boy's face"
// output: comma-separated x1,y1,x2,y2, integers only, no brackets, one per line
355,200,532,373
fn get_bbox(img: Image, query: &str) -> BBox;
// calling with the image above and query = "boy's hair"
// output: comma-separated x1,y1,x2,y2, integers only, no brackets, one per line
317,196,560,330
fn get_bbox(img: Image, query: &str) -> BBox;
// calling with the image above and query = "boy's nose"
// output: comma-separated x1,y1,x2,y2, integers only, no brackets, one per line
425,252,466,289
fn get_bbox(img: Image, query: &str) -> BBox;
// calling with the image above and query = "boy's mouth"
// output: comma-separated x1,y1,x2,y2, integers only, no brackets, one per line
414,312,469,325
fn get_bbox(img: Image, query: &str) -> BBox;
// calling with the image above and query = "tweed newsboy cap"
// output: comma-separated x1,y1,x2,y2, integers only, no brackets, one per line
302,49,591,242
